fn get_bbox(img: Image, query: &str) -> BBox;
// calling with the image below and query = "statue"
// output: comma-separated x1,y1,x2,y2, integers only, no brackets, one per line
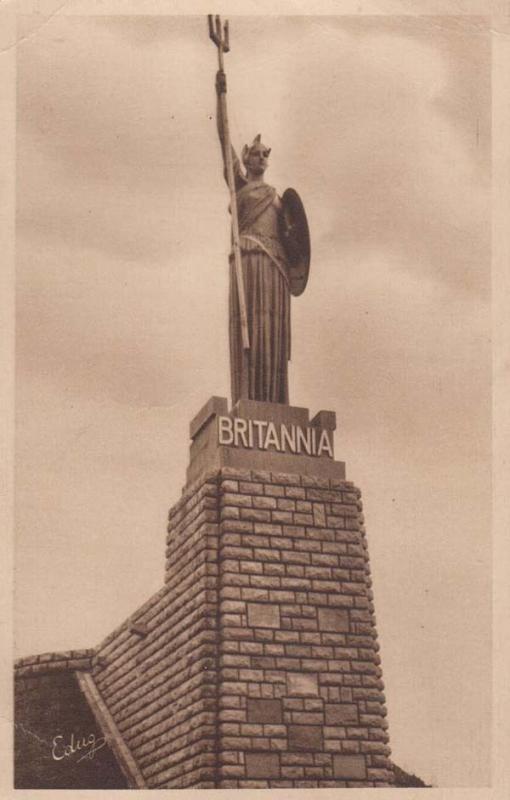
209,16,310,407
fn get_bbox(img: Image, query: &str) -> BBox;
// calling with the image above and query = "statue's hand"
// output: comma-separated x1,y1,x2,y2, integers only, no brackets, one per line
216,69,227,95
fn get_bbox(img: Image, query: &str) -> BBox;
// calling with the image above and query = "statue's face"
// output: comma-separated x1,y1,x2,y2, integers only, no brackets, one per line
246,142,270,175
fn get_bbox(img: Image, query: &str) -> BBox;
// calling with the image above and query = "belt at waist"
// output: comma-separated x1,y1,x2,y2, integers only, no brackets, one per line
232,234,289,288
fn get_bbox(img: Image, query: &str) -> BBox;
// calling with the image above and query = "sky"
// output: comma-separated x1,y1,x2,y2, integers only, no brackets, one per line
13,11,492,788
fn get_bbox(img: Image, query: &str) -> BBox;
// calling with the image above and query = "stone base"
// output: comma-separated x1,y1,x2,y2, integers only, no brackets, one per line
13,399,393,790
160,465,393,788
186,396,346,486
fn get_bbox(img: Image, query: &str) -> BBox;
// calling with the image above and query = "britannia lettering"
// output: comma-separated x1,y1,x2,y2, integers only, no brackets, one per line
217,416,333,458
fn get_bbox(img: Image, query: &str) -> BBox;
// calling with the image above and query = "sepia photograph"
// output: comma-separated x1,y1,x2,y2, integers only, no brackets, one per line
2,1,506,795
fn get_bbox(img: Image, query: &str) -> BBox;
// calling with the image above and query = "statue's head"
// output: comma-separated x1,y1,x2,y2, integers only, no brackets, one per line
242,134,271,176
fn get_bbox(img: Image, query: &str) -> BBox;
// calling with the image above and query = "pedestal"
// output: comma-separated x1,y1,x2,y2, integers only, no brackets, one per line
14,398,393,789
159,398,393,788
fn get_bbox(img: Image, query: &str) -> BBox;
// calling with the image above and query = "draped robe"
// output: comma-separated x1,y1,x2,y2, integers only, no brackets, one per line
228,175,291,405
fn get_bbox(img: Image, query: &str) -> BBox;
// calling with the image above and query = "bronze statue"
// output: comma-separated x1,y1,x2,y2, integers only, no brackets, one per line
209,16,310,406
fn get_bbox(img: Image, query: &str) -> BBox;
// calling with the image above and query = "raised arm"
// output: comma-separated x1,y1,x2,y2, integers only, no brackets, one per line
215,70,245,191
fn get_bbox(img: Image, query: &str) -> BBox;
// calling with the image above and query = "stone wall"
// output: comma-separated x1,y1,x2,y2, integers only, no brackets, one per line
90,473,221,789
15,649,95,677
15,463,393,789
211,466,393,788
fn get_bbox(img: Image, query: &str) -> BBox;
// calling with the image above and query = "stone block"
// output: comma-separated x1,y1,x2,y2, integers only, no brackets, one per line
264,484,285,497
190,396,228,439
253,496,277,509
250,575,280,588
367,767,394,782
252,469,272,482
318,608,350,632
333,754,367,780
292,712,323,725
246,698,283,724
287,673,318,696
247,603,281,629
272,510,294,523
325,703,359,725
221,479,239,493
245,752,280,779
222,493,252,508
241,588,269,601
285,487,306,499
239,481,264,495
239,562,263,575
313,504,326,527
281,766,305,779
303,698,324,711
288,725,323,751
240,508,271,522
221,765,245,778
278,498,297,511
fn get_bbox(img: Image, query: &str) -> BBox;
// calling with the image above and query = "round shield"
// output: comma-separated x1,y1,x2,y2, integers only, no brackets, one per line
279,188,311,297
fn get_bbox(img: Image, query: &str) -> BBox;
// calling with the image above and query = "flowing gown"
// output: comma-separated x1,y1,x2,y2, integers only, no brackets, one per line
228,167,291,406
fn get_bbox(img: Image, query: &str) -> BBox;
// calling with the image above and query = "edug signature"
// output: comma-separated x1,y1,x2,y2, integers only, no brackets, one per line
51,732,107,763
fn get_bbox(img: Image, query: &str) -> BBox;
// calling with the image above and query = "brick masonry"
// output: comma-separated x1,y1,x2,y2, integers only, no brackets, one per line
207,467,394,788
15,649,95,677
89,475,222,789
14,465,393,788
89,465,391,789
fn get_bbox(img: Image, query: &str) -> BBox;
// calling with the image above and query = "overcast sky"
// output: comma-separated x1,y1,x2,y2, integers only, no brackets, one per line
14,11,491,787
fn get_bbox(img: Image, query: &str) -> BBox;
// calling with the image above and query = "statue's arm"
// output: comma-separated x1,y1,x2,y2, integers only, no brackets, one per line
216,70,245,191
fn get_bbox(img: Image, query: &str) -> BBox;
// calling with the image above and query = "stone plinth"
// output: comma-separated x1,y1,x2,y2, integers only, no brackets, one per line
187,396,345,486
154,420,392,788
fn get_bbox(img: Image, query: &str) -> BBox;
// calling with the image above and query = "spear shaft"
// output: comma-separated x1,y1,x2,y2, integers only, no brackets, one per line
208,15,250,351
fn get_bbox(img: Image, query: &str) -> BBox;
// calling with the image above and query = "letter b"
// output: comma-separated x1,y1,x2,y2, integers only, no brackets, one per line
218,416,234,446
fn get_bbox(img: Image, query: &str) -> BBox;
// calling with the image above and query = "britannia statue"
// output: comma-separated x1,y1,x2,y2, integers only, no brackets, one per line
209,16,310,406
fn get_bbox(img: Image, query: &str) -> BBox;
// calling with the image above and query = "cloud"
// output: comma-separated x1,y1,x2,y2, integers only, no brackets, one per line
16,236,230,407
17,17,221,261
17,15,490,296
274,19,490,296
16,13,491,425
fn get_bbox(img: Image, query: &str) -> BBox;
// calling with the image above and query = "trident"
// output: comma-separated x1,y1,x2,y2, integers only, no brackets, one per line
208,15,250,351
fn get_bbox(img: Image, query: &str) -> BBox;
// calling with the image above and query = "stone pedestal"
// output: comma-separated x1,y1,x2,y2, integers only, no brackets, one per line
186,396,344,484
14,397,393,789
159,398,392,788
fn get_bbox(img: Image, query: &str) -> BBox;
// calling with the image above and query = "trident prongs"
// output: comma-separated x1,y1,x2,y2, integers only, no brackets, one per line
207,15,216,43
208,14,229,53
